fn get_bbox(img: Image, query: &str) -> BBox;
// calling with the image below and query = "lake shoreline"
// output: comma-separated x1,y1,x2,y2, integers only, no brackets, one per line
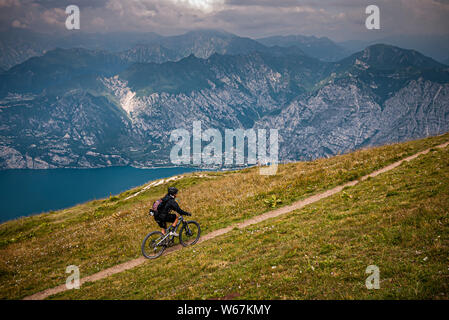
0,166,205,223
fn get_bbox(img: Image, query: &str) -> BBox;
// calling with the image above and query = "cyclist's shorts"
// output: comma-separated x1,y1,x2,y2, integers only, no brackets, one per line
155,213,176,229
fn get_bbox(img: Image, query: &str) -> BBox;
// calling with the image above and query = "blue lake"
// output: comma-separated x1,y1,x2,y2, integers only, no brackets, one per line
0,166,201,223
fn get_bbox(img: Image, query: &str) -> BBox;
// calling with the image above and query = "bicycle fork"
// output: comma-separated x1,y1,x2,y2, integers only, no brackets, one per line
183,222,193,236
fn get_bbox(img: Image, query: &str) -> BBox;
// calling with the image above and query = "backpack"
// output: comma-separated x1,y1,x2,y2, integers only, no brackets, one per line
149,198,166,218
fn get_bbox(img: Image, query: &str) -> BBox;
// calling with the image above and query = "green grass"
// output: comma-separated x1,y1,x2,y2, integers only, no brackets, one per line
0,132,448,299
52,142,449,300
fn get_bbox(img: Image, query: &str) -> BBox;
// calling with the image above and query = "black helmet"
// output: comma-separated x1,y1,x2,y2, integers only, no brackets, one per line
168,187,178,196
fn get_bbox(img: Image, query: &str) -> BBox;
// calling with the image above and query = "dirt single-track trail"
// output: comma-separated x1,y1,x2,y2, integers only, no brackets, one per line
23,141,449,300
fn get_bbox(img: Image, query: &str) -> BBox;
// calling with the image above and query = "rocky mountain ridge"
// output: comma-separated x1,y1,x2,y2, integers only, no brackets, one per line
0,43,448,169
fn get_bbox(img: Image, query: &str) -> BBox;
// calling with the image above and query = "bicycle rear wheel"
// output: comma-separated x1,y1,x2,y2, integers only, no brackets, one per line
142,231,166,259
179,221,201,247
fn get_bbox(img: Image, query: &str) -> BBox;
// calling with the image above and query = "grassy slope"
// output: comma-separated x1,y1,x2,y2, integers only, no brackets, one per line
0,132,448,299
53,142,449,300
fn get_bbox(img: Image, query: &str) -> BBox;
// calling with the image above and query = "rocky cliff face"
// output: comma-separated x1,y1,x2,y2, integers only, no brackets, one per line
0,91,132,169
258,78,449,161
0,44,448,169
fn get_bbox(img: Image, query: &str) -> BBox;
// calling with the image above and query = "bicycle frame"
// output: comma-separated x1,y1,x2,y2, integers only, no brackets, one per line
156,215,189,246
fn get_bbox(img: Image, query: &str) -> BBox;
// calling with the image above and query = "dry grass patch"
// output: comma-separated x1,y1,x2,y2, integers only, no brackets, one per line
0,132,448,299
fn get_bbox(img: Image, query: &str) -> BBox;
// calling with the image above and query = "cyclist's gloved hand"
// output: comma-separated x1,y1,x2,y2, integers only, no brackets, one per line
185,212,192,216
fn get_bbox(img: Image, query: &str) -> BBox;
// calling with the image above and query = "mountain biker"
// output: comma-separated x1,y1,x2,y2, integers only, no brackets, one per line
156,186,191,236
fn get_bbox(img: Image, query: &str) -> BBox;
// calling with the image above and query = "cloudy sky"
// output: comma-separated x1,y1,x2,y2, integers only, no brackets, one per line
1,0,448,41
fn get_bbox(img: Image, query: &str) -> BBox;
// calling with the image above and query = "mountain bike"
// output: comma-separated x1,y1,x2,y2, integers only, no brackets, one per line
141,214,201,259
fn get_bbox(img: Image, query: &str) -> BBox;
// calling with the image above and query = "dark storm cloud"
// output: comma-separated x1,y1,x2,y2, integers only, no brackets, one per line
226,0,302,7
33,0,109,9
1,0,448,41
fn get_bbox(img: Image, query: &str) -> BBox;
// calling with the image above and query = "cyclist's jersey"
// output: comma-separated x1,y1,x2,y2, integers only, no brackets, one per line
158,194,190,216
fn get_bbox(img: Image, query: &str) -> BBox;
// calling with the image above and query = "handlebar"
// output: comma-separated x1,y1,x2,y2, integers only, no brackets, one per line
179,213,192,220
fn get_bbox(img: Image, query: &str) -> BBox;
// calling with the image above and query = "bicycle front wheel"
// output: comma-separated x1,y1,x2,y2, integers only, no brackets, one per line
179,221,201,247
142,231,166,259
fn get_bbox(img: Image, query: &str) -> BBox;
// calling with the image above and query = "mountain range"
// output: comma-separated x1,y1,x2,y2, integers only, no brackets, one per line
2,29,449,71
0,30,448,169
0,29,280,70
